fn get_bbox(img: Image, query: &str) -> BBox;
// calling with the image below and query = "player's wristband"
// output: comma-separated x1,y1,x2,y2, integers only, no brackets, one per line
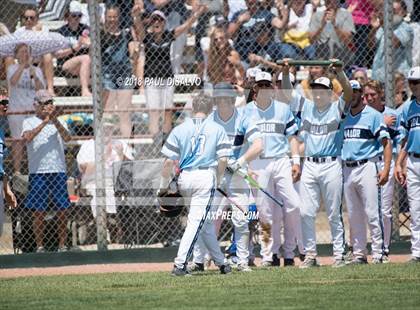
291,156,300,166
237,156,247,168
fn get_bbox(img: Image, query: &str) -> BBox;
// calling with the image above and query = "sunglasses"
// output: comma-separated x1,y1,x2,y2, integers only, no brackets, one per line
23,15,36,21
409,80,420,85
0,99,8,106
70,13,82,18
37,99,54,105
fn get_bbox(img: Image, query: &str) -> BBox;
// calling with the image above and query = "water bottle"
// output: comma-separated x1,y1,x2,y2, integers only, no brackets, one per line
15,216,22,234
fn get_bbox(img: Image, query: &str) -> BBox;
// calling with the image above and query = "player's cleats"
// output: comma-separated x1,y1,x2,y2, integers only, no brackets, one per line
272,254,281,266
260,261,272,267
237,264,253,272
36,246,46,253
220,264,232,274
171,266,191,277
371,257,383,264
346,257,368,265
187,263,205,273
332,258,346,268
408,256,420,263
299,257,319,269
248,258,256,267
382,254,390,264
284,258,295,267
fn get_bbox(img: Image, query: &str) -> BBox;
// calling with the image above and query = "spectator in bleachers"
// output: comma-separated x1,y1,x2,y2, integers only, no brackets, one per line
0,23,14,81
281,0,316,60
54,1,91,97
21,90,71,253
139,6,206,141
309,0,355,68
0,88,17,238
227,0,288,62
207,25,244,87
101,5,143,138
105,0,145,31
347,0,378,67
370,0,413,82
411,0,420,66
0,0,44,33
351,66,368,87
76,121,134,221
394,71,408,108
296,65,342,100
15,6,55,96
7,43,45,175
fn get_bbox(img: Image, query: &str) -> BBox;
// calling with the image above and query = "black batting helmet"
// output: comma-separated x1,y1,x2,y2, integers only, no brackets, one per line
157,190,184,217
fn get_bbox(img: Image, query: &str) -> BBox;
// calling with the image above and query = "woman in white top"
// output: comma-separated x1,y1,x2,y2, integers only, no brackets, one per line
7,43,45,174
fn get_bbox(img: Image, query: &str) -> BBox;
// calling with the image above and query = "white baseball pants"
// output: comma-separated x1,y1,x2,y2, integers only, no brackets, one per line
299,159,345,260
407,155,420,258
250,157,302,261
0,180,4,237
174,169,226,269
343,160,385,260
379,159,395,254
193,173,250,266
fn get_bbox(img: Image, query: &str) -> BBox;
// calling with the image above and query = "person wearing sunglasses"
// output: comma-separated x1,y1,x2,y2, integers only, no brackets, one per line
55,1,91,97
21,90,71,253
395,66,420,263
0,89,18,239
14,6,55,96
244,71,302,268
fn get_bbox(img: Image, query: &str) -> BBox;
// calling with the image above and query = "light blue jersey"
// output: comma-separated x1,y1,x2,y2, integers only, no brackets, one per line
342,105,390,161
399,98,420,154
292,94,348,157
161,117,232,170
0,117,5,176
382,106,400,154
209,107,261,159
244,99,298,158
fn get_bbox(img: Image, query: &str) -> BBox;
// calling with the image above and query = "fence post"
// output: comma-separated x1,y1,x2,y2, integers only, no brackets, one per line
383,0,400,241
88,0,107,251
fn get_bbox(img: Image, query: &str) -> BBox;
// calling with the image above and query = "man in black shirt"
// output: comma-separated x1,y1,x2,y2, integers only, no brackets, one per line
55,2,91,96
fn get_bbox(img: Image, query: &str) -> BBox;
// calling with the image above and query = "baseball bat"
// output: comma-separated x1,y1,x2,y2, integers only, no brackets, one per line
227,167,284,208
216,188,248,215
276,60,344,67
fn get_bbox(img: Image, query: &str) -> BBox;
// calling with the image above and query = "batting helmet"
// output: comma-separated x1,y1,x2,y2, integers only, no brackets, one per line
157,190,184,217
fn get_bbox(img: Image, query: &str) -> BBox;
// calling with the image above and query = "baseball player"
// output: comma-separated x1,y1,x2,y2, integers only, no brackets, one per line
159,94,233,276
364,80,400,262
286,63,353,268
395,66,420,263
244,71,302,267
189,82,263,272
342,80,392,264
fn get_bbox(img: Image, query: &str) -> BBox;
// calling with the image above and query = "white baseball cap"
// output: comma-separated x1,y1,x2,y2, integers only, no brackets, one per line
349,80,362,90
311,77,332,89
69,1,82,15
150,10,167,21
246,67,262,79
277,72,296,84
255,71,272,84
407,66,420,80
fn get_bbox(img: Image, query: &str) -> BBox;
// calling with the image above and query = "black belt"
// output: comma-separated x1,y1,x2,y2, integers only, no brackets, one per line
183,166,214,171
409,152,420,158
344,156,383,168
306,156,337,163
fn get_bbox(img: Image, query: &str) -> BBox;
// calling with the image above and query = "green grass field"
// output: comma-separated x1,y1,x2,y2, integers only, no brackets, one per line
1,263,420,310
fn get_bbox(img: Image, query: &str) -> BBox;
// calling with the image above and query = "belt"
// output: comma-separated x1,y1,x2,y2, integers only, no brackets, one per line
182,166,215,171
344,156,383,168
409,152,420,158
306,156,337,163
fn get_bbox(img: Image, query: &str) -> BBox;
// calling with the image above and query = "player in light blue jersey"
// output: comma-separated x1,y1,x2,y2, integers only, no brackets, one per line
244,71,302,267
365,80,400,261
395,67,420,263
160,94,233,276
342,80,392,265
190,82,263,272
284,60,353,268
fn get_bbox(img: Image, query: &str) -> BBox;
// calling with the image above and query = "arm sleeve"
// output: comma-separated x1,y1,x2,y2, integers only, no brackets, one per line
284,106,299,137
372,112,390,143
161,130,180,160
216,128,233,159
243,115,261,143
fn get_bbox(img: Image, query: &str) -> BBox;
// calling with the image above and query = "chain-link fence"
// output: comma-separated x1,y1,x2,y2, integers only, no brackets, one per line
0,0,417,257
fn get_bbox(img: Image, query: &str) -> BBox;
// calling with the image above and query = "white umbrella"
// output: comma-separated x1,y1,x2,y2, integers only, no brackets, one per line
0,30,70,58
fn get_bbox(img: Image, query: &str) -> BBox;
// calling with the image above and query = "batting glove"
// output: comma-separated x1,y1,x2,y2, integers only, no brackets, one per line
227,157,247,172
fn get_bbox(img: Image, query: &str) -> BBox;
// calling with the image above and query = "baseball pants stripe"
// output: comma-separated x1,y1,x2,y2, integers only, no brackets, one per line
379,159,395,254
374,162,386,256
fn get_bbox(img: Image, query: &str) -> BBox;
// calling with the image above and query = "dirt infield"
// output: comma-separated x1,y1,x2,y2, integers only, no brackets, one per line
0,254,411,279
